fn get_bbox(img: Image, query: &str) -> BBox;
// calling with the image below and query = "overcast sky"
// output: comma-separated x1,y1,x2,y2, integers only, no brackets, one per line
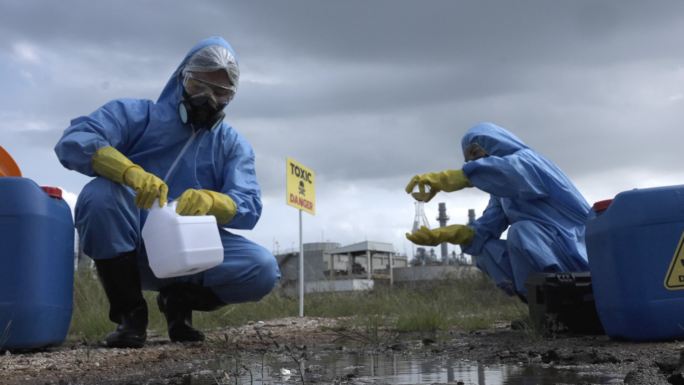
1,0,683,258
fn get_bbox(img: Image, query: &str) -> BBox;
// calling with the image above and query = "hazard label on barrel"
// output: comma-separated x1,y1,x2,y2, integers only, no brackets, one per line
664,232,684,290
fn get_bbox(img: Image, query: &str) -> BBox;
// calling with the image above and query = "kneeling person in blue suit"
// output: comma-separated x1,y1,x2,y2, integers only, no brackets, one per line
405,123,590,299
54,37,281,348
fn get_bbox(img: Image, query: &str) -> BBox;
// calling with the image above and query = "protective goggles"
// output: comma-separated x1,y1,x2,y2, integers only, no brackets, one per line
183,73,236,104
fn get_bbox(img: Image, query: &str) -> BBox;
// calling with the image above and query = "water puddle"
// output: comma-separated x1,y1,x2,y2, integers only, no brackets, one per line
177,349,623,385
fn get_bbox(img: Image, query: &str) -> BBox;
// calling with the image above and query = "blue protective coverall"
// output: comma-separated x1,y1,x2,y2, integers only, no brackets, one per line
54,37,280,304
460,123,590,297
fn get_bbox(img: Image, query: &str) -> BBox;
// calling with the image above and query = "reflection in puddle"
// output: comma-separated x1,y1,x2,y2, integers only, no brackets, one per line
183,350,623,385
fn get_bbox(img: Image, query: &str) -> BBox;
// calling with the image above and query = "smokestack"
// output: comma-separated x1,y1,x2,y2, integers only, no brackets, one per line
437,202,449,263
460,209,477,265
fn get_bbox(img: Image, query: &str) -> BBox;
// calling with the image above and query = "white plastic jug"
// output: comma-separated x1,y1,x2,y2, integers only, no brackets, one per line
142,201,223,278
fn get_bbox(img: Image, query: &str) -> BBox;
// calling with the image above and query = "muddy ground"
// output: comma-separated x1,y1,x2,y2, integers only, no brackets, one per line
2,317,684,385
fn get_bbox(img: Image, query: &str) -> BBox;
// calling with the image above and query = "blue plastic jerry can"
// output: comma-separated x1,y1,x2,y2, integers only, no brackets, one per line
0,177,74,350
586,185,684,341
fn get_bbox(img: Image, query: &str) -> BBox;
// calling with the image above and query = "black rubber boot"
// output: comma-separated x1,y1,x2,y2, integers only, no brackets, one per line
157,283,224,343
94,252,148,348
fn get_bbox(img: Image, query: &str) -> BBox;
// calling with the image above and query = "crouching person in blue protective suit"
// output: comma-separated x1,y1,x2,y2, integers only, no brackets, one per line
54,37,281,348
405,122,590,300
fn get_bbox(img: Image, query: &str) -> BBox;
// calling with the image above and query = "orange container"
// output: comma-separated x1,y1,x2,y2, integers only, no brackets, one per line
0,146,21,177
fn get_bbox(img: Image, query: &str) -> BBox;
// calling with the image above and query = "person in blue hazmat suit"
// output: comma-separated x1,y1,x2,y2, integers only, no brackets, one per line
54,37,280,348
405,122,590,299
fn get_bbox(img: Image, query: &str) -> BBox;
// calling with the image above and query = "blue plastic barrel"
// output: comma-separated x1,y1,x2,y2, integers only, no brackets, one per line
586,185,684,341
0,177,74,350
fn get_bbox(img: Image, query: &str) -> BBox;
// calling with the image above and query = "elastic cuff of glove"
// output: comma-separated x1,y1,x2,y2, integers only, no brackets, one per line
453,169,472,187
203,190,237,224
463,174,473,188
449,225,475,245
122,165,143,186
92,146,137,184
462,226,475,244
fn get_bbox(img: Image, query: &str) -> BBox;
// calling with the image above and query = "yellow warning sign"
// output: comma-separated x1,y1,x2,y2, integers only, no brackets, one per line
664,231,684,290
286,157,315,215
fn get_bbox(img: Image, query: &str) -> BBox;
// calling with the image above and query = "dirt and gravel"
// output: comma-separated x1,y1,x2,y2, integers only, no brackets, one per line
2,317,684,385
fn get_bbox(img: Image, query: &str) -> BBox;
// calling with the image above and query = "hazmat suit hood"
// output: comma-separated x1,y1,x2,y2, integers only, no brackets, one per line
157,36,239,108
461,122,529,158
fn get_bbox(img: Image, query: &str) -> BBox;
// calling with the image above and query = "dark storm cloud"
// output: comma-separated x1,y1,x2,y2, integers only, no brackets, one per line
1,0,684,194
225,1,684,65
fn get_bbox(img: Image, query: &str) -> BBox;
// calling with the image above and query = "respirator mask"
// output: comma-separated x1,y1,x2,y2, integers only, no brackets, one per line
179,73,235,129
178,45,239,130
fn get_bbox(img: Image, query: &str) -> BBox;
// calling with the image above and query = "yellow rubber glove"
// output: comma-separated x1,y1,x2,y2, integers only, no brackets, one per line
176,189,237,224
405,169,472,202
92,146,168,209
406,224,475,246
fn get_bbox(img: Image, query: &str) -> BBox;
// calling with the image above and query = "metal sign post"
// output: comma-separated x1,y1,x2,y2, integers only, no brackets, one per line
299,209,304,317
286,157,316,317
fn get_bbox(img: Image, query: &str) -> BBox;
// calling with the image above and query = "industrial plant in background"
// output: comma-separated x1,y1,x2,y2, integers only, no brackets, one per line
276,202,480,295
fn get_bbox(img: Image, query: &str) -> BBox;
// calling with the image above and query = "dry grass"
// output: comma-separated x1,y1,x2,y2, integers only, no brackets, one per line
68,268,526,342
